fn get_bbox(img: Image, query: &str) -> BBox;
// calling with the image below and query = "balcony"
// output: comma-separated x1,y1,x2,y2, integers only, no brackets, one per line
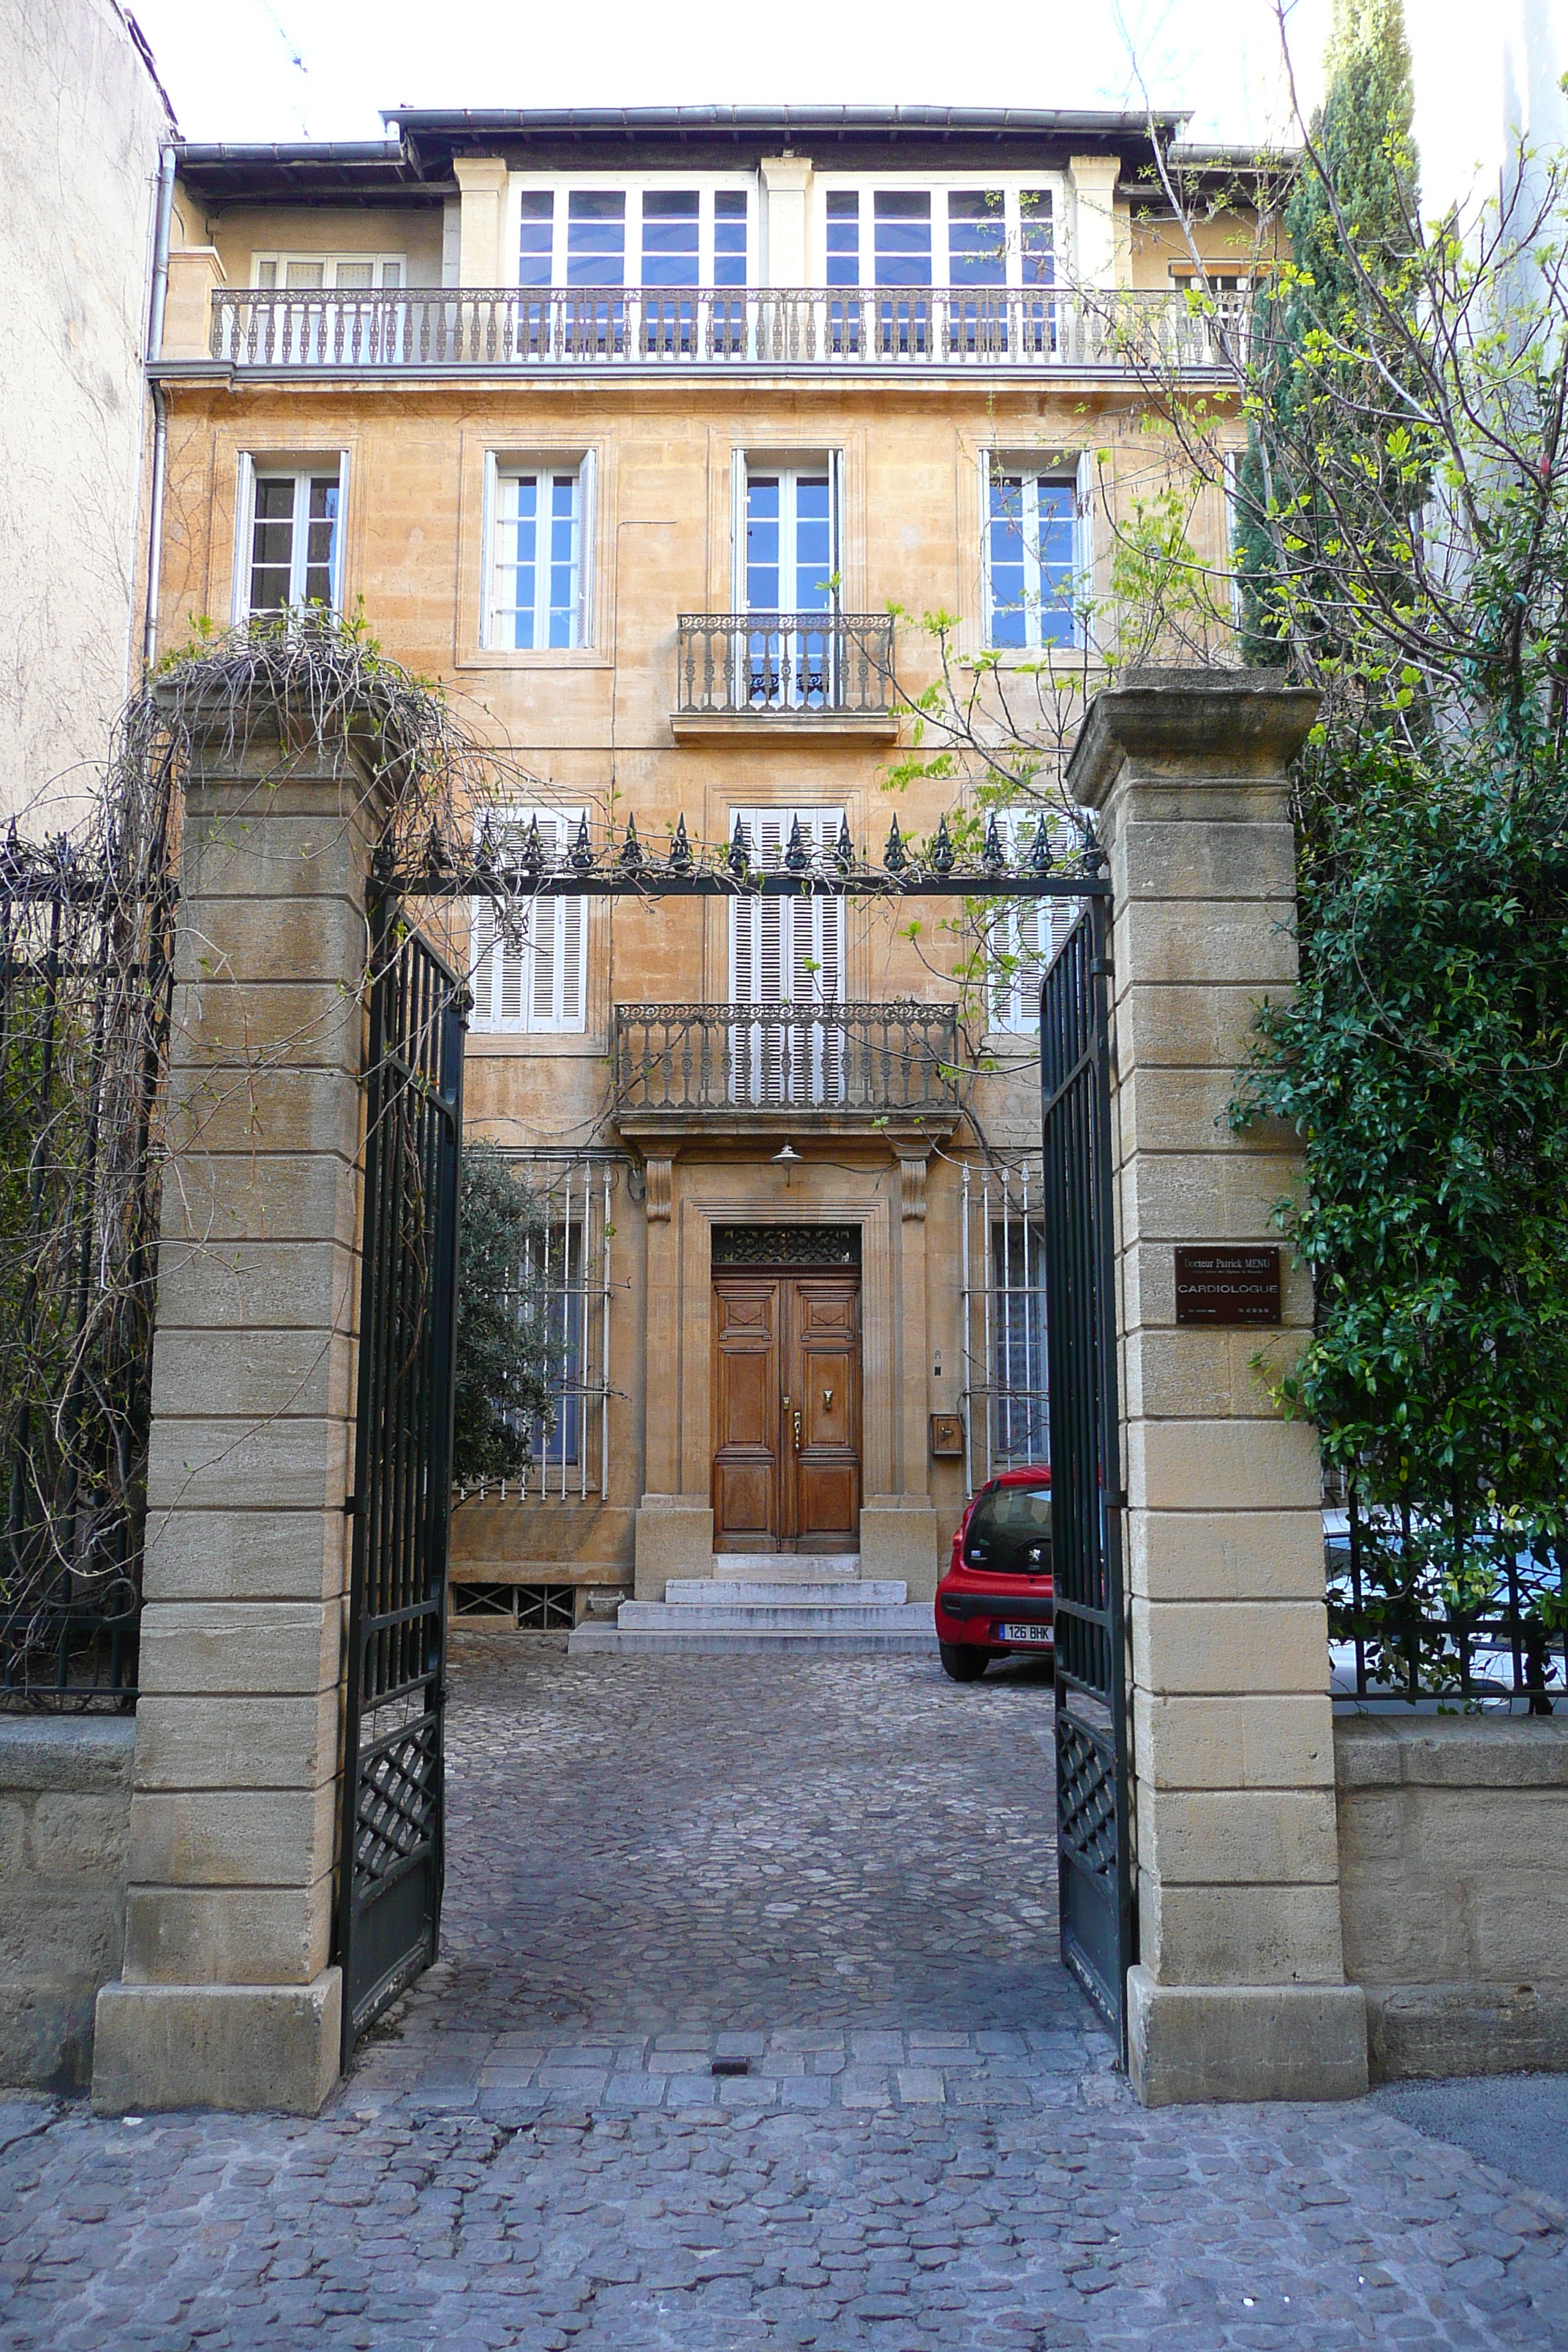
672,613,896,739
203,284,1248,376
613,1000,962,1139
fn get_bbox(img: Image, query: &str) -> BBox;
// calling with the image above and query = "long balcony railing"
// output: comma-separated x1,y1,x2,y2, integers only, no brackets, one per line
676,613,894,717
207,285,1248,372
614,1001,961,1116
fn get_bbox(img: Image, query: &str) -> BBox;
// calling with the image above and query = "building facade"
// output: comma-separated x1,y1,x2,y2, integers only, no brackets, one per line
0,0,173,830
151,107,1265,1616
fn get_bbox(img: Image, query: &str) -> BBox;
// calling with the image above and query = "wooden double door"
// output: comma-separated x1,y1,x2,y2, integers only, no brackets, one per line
712,1273,862,1552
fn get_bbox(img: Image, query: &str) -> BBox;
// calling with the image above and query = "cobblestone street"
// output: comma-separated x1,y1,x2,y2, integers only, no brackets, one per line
2,1637,1567,2350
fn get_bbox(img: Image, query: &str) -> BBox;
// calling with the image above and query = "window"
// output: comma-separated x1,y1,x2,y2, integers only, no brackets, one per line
948,191,1006,284
984,807,1062,1032
991,1220,1048,1463
742,463,836,613
728,809,847,1104
728,809,845,1001
874,191,931,286
960,1163,1048,1481
486,459,592,650
514,184,752,287
568,191,625,284
641,189,698,283
241,467,340,617
252,253,404,287
818,184,1055,287
469,810,589,1034
986,467,1082,650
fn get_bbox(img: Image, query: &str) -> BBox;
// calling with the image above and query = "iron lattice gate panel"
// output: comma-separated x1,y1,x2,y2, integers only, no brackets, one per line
338,911,466,2060
1040,898,1135,2057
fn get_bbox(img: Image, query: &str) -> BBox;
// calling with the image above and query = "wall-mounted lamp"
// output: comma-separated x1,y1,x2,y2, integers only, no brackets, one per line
770,1142,802,1164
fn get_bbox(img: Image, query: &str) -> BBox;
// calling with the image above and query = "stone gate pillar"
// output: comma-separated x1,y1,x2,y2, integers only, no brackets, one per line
1065,669,1369,2105
91,705,389,2114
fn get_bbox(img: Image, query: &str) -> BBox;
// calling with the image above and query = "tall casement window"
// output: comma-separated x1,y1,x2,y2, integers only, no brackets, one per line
470,810,589,1035
734,458,840,709
485,457,594,650
237,461,341,619
984,464,1085,650
742,462,837,613
516,184,753,285
819,186,1054,287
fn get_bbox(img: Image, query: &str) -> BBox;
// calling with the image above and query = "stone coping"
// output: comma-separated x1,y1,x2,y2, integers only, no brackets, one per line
1335,1711,1568,1788
0,1715,136,1793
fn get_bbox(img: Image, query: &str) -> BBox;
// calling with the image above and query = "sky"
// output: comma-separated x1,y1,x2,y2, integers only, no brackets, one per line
128,0,1333,150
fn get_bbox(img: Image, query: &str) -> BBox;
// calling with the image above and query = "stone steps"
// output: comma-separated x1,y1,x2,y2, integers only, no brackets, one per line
568,1554,935,1656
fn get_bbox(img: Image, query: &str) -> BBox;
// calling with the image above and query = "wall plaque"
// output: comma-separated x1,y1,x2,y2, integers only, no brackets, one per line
1174,1245,1282,1327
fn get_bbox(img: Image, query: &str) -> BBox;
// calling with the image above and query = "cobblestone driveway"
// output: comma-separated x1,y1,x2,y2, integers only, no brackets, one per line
1,1637,1566,2351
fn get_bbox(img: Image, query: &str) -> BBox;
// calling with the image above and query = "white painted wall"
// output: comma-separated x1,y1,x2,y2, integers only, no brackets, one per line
1408,0,1568,227
0,0,171,832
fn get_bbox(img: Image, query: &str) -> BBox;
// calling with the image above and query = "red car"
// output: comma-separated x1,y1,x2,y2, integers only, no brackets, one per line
935,1466,1053,1681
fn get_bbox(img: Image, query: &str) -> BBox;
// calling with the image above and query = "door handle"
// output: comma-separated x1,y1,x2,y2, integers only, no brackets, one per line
793,1409,802,1447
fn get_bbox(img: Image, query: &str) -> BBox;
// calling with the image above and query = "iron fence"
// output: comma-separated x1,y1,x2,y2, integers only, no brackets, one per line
0,832,176,1708
676,614,894,716
208,285,1249,374
614,1000,960,1115
1328,1489,1567,1712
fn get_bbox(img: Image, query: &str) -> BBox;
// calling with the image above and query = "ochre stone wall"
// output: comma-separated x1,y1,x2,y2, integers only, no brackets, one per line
0,1719,135,2090
1335,1715,1568,2079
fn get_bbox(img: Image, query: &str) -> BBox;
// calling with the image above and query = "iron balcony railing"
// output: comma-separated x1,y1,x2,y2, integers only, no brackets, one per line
208,285,1249,373
614,1000,961,1115
676,613,893,717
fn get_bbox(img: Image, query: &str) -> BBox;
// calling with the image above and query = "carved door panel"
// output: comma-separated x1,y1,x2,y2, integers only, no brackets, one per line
785,1277,861,1551
712,1271,862,1553
712,1278,782,1552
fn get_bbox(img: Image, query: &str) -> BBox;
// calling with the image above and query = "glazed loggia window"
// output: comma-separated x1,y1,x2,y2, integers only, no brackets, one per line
246,472,339,616
823,189,1053,287
987,471,1080,649
252,255,404,287
488,464,591,649
517,187,750,286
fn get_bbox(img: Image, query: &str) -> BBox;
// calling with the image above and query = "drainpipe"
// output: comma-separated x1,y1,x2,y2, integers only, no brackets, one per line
141,148,176,674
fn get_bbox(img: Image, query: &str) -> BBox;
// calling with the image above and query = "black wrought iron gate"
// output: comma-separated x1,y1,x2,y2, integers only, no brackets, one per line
1040,897,1135,2057
337,908,467,2061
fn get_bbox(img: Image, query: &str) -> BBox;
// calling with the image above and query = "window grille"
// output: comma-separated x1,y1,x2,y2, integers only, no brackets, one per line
960,1160,1049,1484
455,1154,620,1503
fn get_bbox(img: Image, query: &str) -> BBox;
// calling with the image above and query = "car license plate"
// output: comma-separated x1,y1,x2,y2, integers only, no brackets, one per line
1000,1622,1053,1646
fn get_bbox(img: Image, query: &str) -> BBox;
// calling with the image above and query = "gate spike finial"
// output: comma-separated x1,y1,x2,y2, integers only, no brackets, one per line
834,815,854,874
477,811,498,873
932,814,955,875
784,814,810,872
884,813,907,874
618,815,644,870
983,811,1005,870
1082,818,1106,876
570,813,595,872
521,814,543,874
1029,810,1052,872
425,818,451,875
669,813,693,872
728,815,750,876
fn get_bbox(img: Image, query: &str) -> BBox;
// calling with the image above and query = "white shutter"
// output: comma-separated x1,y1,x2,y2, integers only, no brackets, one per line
576,448,596,647
1074,449,1096,635
558,892,586,1028
731,451,748,607
232,453,256,622
333,448,351,613
469,807,586,1033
